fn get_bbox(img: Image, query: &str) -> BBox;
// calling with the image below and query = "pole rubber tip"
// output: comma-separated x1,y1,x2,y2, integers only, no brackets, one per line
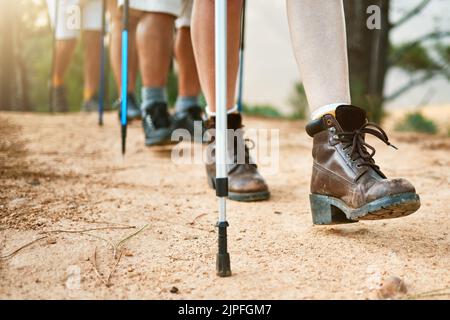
216,253,231,277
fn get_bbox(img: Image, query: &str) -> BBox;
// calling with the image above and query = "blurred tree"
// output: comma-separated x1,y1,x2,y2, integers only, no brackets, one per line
344,0,390,122
344,0,450,123
0,1,18,110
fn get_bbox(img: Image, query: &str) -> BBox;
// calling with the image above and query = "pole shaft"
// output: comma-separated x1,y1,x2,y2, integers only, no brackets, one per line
215,0,231,278
120,0,129,154
98,0,107,125
215,0,228,222
237,0,246,112
120,29,128,126
120,0,129,126
237,50,244,112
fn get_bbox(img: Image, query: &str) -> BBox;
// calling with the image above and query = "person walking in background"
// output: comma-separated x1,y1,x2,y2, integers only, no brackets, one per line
116,0,204,145
47,0,103,112
172,0,204,138
109,0,202,131
191,0,420,219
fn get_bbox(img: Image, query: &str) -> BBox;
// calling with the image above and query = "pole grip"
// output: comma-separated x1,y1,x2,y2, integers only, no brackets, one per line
215,178,228,197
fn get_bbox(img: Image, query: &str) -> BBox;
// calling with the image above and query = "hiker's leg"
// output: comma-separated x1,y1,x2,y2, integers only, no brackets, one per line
191,0,269,202
191,0,242,112
53,40,77,87
172,0,203,135
286,0,350,118
137,12,175,88
132,1,180,146
82,31,102,100
108,0,139,93
81,0,103,102
286,0,420,224
47,0,79,87
175,27,201,101
175,0,200,99
47,0,79,111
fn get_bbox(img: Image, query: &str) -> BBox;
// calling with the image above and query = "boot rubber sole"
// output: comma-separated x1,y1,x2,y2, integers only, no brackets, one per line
310,192,420,225
117,112,142,122
207,175,270,202
145,128,177,147
145,138,177,147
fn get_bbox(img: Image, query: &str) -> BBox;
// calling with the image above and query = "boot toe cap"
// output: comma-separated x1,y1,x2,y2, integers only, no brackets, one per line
366,178,416,203
229,173,269,194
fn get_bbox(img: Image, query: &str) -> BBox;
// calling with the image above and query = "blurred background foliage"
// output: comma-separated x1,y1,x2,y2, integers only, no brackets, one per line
0,0,449,134
395,111,438,134
289,0,450,124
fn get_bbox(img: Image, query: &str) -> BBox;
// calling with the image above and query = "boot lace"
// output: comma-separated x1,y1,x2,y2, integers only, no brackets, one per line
228,138,257,174
337,122,397,175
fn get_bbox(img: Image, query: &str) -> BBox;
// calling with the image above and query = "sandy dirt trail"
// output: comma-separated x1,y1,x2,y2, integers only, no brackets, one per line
1,111,449,299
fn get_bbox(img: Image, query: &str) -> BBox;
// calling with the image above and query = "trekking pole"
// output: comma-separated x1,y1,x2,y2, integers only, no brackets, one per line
48,0,60,112
98,0,107,126
236,0,246,113
120,0,130,154
215,0,231,277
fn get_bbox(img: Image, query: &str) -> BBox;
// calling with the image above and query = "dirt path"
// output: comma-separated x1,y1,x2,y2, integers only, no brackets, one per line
1,111,449,299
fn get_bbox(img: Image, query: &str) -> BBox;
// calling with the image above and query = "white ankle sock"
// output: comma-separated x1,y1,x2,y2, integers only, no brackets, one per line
311,102,348,120
205,104,238,118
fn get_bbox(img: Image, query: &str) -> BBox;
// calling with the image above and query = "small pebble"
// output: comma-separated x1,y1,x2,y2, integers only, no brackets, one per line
170,286,179,294
377,276,407,299
124,250,134,257
46,238,57,245
29,179,41,186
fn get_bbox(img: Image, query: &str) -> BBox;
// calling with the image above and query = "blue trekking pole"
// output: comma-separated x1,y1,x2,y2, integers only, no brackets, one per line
98,0,107,126
120,0,129,154
236,0,246,112
215,0,231,277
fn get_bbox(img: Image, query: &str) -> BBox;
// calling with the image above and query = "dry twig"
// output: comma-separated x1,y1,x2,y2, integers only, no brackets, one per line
0,236,48,260
90,247,109,287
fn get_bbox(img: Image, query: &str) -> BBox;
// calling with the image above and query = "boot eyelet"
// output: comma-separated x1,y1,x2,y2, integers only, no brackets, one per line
326,119,333,126
329,127,336,133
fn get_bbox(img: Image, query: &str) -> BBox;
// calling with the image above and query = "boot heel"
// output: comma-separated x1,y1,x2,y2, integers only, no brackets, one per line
309,194,356,225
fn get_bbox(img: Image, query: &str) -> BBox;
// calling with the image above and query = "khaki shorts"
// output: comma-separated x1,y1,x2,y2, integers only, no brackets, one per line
47,0,103,40
117,0,193,28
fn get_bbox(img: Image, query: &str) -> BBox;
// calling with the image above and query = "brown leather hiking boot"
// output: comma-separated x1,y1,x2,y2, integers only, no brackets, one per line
306,105,420,225
205,113,270,202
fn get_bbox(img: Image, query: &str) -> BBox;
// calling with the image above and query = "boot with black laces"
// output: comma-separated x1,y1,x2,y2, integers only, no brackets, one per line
142,101,174,146
173,105,205,143
306,105,420,225
205,113,270,202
